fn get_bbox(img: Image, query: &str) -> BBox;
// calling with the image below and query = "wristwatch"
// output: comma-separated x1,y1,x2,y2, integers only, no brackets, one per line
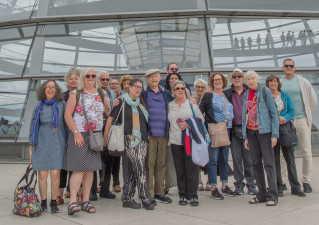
74,130,78,134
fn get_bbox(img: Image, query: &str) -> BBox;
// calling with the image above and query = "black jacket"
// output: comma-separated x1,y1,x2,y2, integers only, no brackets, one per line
223,84,249,104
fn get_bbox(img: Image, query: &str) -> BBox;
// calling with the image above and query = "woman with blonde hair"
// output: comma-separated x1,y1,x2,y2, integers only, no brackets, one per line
63,68,110,215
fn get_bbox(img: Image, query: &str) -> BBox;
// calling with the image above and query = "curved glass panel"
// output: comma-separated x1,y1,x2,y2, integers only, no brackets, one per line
32,0,205,18
0,25,36,76
24,18,210,76
208,0,319,12
0,80,28,139
0,0,36,22
210,18,319,69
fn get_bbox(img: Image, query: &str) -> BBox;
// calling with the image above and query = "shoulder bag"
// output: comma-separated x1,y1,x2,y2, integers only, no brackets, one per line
279,120,298,147
81,92,104,152
207,95,230,148
189,101,210,144
13,165,41,217
107,100,125,156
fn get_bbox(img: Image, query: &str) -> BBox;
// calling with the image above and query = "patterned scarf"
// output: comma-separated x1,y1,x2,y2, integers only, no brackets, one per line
31,98,59,147
123,93,149,147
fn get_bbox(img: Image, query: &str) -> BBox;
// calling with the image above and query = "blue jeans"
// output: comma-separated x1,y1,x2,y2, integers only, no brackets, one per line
207,145,230,186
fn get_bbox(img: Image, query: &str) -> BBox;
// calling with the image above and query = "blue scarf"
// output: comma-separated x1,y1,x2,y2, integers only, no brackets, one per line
31,98,59,147
123,93,149,147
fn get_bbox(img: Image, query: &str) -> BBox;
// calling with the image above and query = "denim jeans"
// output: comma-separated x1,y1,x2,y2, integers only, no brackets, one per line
207,145,230,186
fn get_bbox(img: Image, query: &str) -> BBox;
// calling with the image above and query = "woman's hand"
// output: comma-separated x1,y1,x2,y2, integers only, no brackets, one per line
189,97,197,105
113,98,120,107
244,139,249,150
74,132,84,147
271,137,277,148
29,145,32,164
279,116,286,125
178,121,189,130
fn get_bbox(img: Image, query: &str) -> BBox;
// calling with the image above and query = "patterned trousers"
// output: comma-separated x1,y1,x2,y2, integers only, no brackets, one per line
121,135,150,201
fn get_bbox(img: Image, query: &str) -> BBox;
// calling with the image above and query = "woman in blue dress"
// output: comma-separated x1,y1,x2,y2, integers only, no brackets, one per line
29,80,67,213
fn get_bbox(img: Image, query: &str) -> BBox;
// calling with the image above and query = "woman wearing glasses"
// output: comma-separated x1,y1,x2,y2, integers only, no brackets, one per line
29,80,67,213
242,70,279,206
199,73,235,200
63,68,110,215
168,80,204,206
193,79,210,191
104,79,155,210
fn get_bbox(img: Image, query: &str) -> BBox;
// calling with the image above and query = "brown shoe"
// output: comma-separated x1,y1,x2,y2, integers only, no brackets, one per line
113,185,121,192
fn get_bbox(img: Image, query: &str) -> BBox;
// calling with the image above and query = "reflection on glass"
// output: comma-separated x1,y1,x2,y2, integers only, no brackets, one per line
25,18,210,75
33,0,205,17
0,80,28,139
210,18,319,68
207,0,319,11
0,26,36,76
0,0,36,22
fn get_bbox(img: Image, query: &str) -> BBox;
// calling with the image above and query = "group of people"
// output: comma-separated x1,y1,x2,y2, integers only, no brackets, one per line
234,30,316,50
28,59,317,215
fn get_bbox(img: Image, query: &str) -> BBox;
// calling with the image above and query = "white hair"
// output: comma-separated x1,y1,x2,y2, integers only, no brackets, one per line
193,78,208,89
98,71,109,77
77,68,100,91
244,70,260,82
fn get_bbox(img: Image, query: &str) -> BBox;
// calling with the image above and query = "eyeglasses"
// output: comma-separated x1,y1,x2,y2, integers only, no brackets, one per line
195,86,205,89
213,79,222,82
170,68,179,72
174,87,185,91
100,78,110,81
232,75,243,79
86,74,96,79
110,82,119,85
46,86,55,89
284,65,294,68
133,85,143,90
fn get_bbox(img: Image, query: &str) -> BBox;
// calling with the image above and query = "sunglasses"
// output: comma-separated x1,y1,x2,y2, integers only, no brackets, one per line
170,68,179,72
86,74,96,79
232,75,243,79
284,65,294,68
175,87,185,91
100,78,110,81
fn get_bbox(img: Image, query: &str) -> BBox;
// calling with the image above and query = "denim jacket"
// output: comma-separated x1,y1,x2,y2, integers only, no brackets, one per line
242,84,279,139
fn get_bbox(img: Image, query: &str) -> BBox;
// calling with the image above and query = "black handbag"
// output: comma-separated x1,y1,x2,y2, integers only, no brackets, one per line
232,126,243,140
279,121,298,147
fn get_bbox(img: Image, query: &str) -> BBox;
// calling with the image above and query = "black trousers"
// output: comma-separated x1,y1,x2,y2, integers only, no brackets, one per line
99,149,121,194
59,169,68,189
171,144,199,199
274,143,301,192
246,130,278,201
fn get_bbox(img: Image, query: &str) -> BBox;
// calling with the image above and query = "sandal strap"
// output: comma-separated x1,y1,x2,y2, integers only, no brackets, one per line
68,202,80,211
82,201,95,213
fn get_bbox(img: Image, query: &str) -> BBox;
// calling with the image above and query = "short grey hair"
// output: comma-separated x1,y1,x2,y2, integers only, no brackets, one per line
172,80,185,91
244,70,260,82
64,67,81,81
98,71,109,77
77,68,99,91
194,79,208,89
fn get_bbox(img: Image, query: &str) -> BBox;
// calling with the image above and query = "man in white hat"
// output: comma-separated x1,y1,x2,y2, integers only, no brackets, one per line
141,69,174,205
224,68,257,195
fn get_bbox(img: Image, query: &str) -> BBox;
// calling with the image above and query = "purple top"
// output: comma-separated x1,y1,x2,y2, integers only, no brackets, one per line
232,85,247,126
147,86,167,136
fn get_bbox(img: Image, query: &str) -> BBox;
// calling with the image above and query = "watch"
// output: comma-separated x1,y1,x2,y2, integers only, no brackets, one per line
74,130,78,134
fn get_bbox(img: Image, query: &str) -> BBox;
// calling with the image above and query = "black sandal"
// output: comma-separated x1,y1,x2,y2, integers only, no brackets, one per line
249,197,267,204
68,202,80,215
82,201,96,213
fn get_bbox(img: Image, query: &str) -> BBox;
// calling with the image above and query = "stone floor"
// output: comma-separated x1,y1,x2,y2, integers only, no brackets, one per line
0,157,319,225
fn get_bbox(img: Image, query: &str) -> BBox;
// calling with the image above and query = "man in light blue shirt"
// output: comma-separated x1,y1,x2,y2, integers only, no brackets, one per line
281,58,317,193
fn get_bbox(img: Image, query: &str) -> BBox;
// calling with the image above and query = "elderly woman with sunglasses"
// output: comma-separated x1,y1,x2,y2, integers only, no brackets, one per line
242,70,279,206
29,80,67,213
63,68,110,215
168,80,204,206
266,74,306,198
199,73,235,200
